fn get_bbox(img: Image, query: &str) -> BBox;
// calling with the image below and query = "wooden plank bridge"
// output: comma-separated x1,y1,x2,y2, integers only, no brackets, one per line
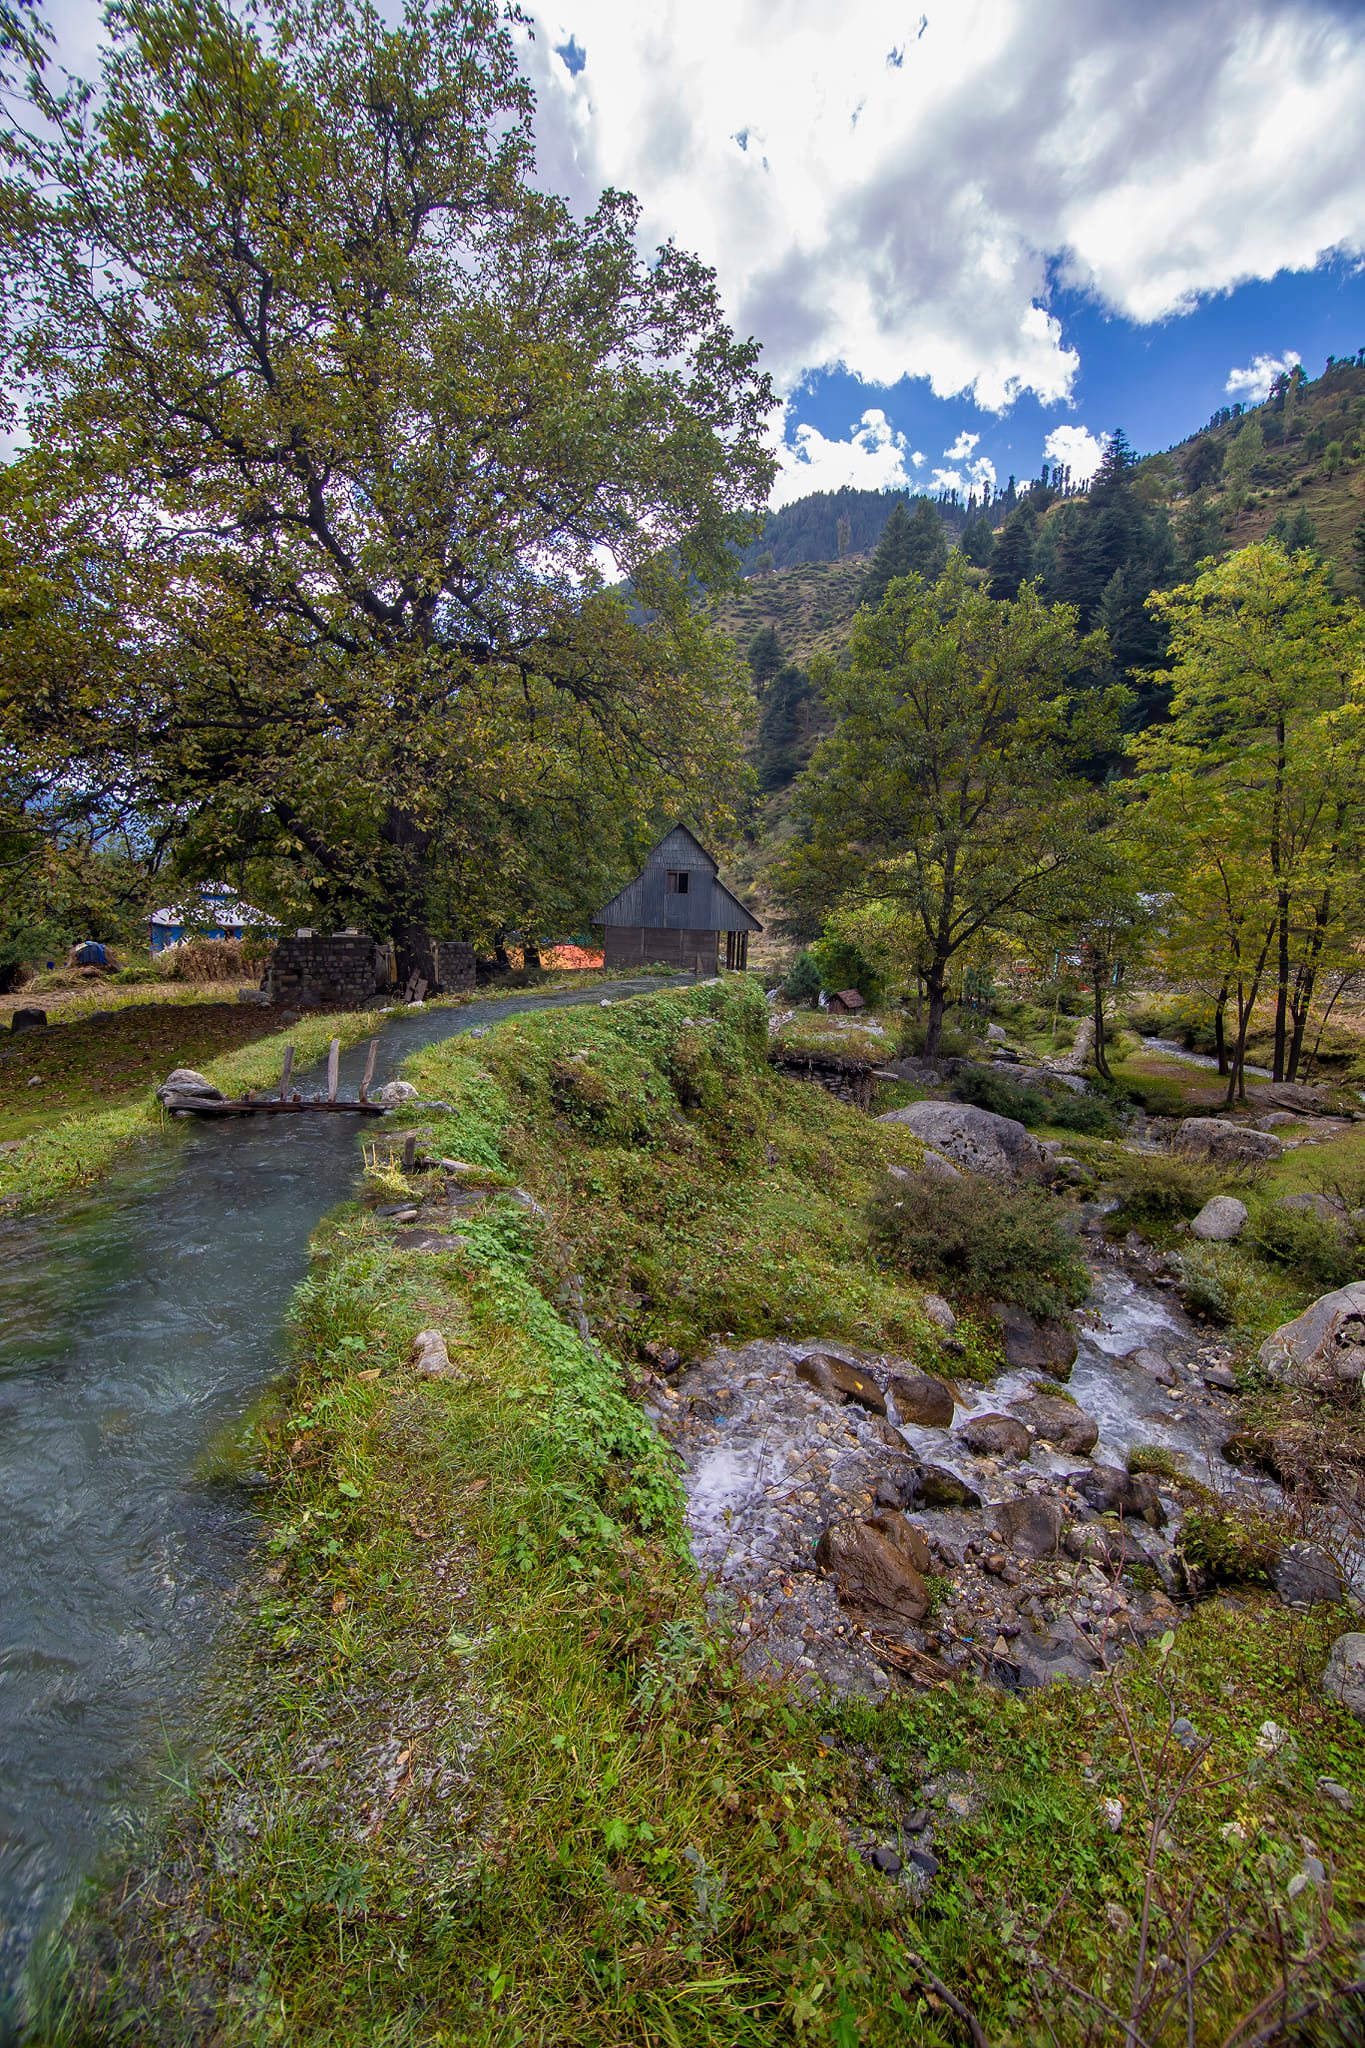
161,1037,388,1118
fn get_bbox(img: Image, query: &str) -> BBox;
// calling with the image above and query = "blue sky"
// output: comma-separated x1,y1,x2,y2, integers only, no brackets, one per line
37,0,1365,507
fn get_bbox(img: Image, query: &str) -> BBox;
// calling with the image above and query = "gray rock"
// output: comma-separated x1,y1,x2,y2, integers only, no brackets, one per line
1067,1464,1166,1527
1322,1633,1365,1723
1123,1345,1177,1388
957,1413,1033,1462
878,1100,1049,1181
1281,1191,1348,1223
1202,1363,1239,1391
392,1229,468,1253
1259,1283,1365,1391
11,1007,47,1034
156,1067,224,1104
913,1464,983,1510
1317,1778,1355,1813
1190,1194,1249,1242
887,1371,955,1429
985,1023,1008,1044
1173,1117,1283,1165
1172,1716,1202,1751
1271,1542,1346,1610
236,987,272,1006
1003,1622,1099,1688
1008,1394,1099,1455
921,1292,958,1336
375,1079,419,1106
992,1302,1078,1377
795,1353,887,1416
994,1496,1064,1558
816,1512,931,1625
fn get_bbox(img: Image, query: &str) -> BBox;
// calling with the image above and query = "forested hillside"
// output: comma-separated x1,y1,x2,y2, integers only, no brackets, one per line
736,483,969,571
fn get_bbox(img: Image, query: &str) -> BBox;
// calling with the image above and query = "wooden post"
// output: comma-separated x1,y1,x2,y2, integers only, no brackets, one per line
326,1037,340,1103
359,1037,378,1103
402,1133,417,1172
278,1044,295,1103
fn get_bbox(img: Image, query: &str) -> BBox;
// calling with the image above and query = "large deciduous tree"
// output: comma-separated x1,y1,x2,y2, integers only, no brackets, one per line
0,0,774,950
778,557,1125,1054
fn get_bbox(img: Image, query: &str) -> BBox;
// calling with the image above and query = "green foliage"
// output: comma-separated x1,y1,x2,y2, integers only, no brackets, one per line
1176,1504,1283,1587
1247,1202,1361,1291
808,932,887,1006
1116,1071,1189,1116
1108,1151,1223,1226
868,1168,1089,1321
781,949,822,1004
952,1063,1120,1136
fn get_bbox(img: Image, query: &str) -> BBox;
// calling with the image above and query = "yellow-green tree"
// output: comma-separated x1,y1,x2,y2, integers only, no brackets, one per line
1133,543,1365,1094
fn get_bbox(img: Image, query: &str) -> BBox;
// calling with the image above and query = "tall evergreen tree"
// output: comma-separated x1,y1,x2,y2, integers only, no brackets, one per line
989,503,1037,597
746,624,784,694
960,513,996,569
904,498,948,580
859,500,914,606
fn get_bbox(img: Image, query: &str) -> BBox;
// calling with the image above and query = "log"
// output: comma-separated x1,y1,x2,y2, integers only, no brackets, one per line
160,1091,384,1119
359,1037,379,1103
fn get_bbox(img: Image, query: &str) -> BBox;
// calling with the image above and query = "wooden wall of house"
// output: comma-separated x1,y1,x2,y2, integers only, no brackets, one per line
603,926,719,974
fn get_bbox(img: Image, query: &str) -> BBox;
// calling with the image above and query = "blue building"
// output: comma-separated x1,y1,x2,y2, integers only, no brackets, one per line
148,883,272,954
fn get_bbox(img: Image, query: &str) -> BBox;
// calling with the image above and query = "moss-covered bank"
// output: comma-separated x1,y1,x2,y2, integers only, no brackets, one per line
34,981,1365,2045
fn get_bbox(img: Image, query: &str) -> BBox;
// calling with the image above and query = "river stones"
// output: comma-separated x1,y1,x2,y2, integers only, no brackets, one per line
376,1078,419,1106
878,1100,1049,1181
1122,1345,1177,1387
1008,1394,1098,1455
794,1352,887,1415
991,1303,1078,1378
910,1463,983,1510
815,1511,931,1624
887,1371,955,1429
1190,1195,1249,1242
957,1412,1032,1461
10,1007,46,1034
1173,1117,1283,1165
993,1496,1064,1558
1067,1464,1166,1528
1322,1634,1365,1723
156,1067,224,1103
921,1292,958,1335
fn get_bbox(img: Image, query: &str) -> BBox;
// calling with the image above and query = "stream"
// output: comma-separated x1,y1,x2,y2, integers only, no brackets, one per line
0,980,673,2018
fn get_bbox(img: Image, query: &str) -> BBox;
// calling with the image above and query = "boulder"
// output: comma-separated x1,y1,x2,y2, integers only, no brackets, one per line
1068,1464,1166,1528
1008,1394,1099,1455
993,1495,1064,1558
1322,1633,1365,1724
375,1079,419,1107
1173,1117,1283,1166
236,987,272,1007
985,1023,1008,1045
1123,1345,1178,1388
912,1464,983,1510
921,1293,958,1336
957,1412,1033,1462
1064,1523,1149,1570
887,1371,955,1429
1270,1543,1346,1610
878,1100,1049,1181
1280,1191,1348,1224
815,1511,931,1624
10,1007,46,1034
156,1067,224,1104
1190,1194,1249,1242
991,1303,1078,1378
1259,1283,1365,1391
794,1352,887,1416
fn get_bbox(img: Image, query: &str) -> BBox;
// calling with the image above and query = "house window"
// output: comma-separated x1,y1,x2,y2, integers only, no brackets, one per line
665,870,690,895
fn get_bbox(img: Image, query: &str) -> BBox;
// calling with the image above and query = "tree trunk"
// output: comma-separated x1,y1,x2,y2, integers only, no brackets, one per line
1272,889,1290,1081
923,965,948,1058
1213,983,1229,1076
1091,973,1112,1081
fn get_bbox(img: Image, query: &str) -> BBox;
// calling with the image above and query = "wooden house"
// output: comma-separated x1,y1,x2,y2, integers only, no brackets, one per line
593,825,762,975
826,989,865,1014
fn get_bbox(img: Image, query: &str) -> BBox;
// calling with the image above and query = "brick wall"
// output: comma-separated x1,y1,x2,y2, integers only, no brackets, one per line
264,934,387,1009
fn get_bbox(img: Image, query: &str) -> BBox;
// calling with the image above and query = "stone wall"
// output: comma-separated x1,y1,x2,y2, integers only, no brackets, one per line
769,1053,876,1111
400,937,476,994
264,934,387,1009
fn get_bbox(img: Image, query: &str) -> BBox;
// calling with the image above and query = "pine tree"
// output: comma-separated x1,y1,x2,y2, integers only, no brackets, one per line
904,498,948,580
746,624,783,694
859,500,914,606
989,504,1037,597
960,513,996,568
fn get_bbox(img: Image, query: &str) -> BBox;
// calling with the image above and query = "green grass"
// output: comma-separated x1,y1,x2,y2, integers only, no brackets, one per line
36,981,1365,2045
0,1008,384,1216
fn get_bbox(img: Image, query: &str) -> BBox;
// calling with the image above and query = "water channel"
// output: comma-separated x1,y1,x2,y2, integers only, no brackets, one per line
0,981,673,2020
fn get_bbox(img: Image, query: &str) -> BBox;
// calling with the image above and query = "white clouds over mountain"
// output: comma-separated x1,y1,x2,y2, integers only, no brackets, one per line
1226,350,1305,403
526,1,1365,409
1042,425,1109,484
768,407,924,509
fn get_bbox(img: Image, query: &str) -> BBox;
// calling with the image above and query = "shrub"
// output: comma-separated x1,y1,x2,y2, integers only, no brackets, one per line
782,950,823,1005
1108,1152,1221,1226
952,1063,1119,1137
808,934,887,1007
1176,1503,1283,1588
867,1169,1089,1322
897,1014,973,1059
1247,1203,1361,1291
1118,1074,1187,1116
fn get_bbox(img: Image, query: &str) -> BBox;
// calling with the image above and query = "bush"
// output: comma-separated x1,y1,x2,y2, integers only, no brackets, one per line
952,1063,1119,1137
782,950,823,1005
1109,1151,1222,1226
1176,1503,1283,1588
1118,1073,1188,1116
867,1169,1089,1322
808,935,887,1007
897,1014,973,1059
1247,1203,1361,1291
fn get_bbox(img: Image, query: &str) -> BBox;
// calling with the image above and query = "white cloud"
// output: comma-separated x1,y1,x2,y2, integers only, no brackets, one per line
768,405,921,508
523,2,1365,412
1226,349,1303,402
1043,424,1108,483
945,430,980,461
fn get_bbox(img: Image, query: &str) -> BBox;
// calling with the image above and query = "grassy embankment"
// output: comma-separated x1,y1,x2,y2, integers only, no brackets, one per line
0,1004,385,1215
38,980,1365,2046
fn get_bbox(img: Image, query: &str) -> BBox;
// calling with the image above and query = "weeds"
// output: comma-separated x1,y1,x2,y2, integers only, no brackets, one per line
868,1167,1090,1322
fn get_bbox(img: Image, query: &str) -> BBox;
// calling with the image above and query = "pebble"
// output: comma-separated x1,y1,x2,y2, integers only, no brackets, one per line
865,1845,902,1875
1318,1778,1355,1813
907,1848,939,1877
1172,1716,1202,1751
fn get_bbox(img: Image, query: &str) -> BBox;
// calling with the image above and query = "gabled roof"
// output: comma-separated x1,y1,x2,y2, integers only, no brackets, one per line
593,823,763,933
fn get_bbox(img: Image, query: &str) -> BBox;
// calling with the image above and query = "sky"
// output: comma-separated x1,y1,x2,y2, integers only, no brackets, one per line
37,0,1365,510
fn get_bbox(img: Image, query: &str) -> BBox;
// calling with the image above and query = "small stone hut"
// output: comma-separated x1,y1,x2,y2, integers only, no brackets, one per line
593,825,762,975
